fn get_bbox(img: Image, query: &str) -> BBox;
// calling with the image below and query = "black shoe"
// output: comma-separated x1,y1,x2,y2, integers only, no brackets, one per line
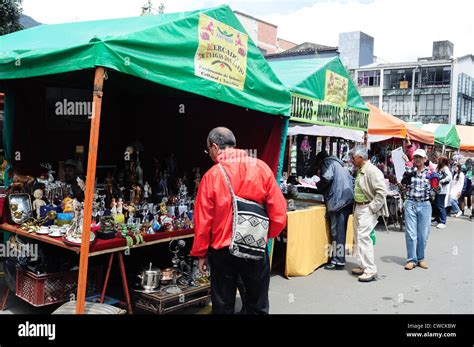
324,263,345,270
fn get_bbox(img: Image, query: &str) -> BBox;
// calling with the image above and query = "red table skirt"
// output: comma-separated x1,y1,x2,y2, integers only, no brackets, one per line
89,229,195,253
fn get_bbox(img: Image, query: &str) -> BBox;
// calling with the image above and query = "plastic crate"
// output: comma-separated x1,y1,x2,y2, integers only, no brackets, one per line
15,266,100,307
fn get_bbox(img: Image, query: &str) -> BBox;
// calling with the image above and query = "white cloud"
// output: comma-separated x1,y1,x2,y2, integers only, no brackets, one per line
261,0,473,62
21,0,473,62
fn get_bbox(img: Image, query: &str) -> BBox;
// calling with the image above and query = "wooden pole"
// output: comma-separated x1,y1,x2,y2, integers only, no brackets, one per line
76,67,106,314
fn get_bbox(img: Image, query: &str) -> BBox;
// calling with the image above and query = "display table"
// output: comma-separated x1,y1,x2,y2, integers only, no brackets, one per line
0,223,194,256
0,223,194,313
284,204,354,277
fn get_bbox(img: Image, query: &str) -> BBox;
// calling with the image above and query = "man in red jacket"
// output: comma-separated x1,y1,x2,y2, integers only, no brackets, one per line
190,127,287,314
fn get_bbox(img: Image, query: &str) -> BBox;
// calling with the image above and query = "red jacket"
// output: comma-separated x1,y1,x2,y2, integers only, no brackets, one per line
190,148,287,258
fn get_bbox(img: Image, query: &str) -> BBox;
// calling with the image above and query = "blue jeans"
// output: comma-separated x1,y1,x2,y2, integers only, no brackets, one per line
435,194,447,224
404,200,431,263
449,197,461,214
328,204,352,266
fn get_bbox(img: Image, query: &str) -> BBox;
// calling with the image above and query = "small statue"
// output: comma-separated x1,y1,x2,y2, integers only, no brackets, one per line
62,196,75,213
40,163,55,183
105,171,114,196
159,198,168,215
76,177,86,191
178,177,188,201
117,198,124,215
143,182,151,200
32,189,46,219
124,203,137,225
132,183,142,205
110,197,117,216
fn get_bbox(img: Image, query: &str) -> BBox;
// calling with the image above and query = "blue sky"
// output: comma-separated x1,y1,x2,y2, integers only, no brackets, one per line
21,0,472,63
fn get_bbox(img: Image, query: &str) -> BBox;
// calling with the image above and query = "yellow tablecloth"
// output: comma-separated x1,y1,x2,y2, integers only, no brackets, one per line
285,205,354,277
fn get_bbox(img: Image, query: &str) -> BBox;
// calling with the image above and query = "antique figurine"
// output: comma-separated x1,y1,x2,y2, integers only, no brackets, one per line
117,198,124,215
110,197,117,216
143,181,151,200
32,189,46,219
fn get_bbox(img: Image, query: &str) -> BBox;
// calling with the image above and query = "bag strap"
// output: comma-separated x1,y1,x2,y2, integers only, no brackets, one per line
218,163,236,199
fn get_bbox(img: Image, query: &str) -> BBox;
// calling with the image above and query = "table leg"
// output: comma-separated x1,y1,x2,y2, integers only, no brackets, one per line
1,286,10,311
100,253,115,304
117,252,133,314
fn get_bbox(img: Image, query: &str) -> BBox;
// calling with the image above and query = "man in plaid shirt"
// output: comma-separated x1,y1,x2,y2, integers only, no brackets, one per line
400,149,432,270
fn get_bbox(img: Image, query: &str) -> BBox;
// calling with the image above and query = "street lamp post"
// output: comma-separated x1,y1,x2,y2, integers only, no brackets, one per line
409,65,421,122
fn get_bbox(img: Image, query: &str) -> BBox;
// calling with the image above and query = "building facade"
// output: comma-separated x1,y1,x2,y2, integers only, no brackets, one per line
234,11,297,55
354,41,474,124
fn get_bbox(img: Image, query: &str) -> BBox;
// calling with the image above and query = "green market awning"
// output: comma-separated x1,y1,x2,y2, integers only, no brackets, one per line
0,5,290,116
269,57,369,131
409,123,461,149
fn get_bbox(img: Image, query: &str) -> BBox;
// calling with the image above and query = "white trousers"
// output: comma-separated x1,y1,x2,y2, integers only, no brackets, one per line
353,204,378,274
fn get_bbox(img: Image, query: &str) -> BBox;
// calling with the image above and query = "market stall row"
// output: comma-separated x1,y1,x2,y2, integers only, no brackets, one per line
0,5,291,313
269,57,367,276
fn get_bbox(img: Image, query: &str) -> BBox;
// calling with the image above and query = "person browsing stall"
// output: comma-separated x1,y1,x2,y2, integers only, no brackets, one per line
190,127,287,314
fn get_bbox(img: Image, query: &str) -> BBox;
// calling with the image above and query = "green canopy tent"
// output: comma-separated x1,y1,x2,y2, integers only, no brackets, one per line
269,57,369,132
409,123,461,149
268,57,369,175
0,5,289,115
0,5,291,313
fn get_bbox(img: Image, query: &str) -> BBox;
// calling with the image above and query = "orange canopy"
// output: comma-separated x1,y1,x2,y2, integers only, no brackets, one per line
456,125,474,151
367,103,434,145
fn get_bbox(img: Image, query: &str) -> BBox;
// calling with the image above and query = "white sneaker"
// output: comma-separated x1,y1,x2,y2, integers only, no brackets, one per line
455,211,462,218
431,221,438,226
437,223,446,229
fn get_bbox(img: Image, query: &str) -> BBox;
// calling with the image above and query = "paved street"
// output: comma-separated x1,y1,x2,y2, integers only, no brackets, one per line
268,215,473,314
1,215,472,315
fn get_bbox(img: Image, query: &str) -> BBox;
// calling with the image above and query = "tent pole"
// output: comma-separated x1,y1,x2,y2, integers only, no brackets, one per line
287,135,292,176
76,66,106,314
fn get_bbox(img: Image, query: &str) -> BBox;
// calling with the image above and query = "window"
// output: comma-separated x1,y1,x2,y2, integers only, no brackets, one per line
434,95,443,115
383,68,416,89
442,67,451,85
426,94,435,114
421,68,436,86
442,94,450,114
357,70,380,87
419,95,427,116
420,66,451,87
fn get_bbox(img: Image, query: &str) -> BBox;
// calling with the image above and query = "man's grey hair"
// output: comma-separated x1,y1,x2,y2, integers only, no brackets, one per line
351,146,368,160
207,127,236,149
